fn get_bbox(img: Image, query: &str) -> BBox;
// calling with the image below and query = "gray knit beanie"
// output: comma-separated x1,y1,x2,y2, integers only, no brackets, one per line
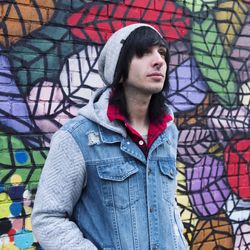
98,23,162,86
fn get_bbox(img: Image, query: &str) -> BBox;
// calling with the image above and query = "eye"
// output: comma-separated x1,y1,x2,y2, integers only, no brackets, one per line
158,48,167,58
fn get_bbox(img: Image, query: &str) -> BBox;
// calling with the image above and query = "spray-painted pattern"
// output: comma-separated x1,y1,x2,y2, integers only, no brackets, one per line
0,0,249,249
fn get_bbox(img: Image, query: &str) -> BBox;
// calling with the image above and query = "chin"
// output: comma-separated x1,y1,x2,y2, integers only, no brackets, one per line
146,86,164,94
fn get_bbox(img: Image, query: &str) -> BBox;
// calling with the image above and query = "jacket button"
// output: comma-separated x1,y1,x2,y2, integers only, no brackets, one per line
148,168,152,175
139,140,144,145
150,207,154,213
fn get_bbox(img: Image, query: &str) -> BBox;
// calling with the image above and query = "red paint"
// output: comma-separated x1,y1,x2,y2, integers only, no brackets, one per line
67,1,190,44
224,139,250,200
8,228,16,242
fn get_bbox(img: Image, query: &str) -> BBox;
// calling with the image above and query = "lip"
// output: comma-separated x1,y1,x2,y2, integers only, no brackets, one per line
147,72,164,79
147,72,164,77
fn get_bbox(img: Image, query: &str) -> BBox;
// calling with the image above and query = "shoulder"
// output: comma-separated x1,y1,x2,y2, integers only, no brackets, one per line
59,115,98,135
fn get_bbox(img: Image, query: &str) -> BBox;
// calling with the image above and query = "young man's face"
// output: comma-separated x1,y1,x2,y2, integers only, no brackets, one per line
124,45,167,96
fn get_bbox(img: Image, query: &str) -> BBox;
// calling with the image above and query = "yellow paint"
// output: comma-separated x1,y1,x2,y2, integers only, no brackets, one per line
24,206,32,216
2,243,19,250
10,174,22,185
215,1,248,54
208,144,223,157
0,193,11,219
0,203,11,219
25,217,32,231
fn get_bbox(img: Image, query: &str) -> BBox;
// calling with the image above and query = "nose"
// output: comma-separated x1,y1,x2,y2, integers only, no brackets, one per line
151,51,165,69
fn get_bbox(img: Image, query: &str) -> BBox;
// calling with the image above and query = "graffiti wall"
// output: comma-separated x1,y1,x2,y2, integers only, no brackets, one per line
0,0,249,249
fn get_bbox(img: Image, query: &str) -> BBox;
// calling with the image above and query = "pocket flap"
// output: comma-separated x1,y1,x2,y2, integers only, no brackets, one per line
97,161,138,181
158,159,177,179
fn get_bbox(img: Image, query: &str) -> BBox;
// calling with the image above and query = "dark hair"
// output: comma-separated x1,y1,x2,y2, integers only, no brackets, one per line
109,26,170,122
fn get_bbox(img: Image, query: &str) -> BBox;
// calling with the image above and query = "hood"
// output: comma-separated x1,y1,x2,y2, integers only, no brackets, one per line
78,87,127,137
78,87,175,138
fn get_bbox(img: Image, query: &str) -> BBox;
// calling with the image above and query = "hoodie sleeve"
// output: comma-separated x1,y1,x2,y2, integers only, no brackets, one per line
31,130,97,250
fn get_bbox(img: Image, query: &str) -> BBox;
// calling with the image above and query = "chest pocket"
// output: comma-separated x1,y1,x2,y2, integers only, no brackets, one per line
97,161,140,210
158,158,177,205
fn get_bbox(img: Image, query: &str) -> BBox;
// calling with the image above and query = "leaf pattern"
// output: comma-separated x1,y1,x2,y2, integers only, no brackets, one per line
59,45,104,104
207,105,250,144
0,0,56,48
235,223,250,249
191,14,237,107
178,126,213,164
176,0,218,13
7,26,85,96
214,1,248,55
230,15,250,84
67,1,191,43
192,213,234,249
239,82,250,108
224,138,250,200
223,194,250,222
186,155,230,217
168,58,208,112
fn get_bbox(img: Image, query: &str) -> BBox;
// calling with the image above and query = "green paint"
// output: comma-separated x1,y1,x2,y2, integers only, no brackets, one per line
0,133,47,188
191,14,237,107
176,0,217,13
8,25,85,95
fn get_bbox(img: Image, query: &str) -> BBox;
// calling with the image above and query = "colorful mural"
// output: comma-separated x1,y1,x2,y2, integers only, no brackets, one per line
0,0,249,249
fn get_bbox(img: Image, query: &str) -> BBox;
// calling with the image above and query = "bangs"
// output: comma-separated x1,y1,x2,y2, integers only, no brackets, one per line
112,25,170,90
126,27,168,58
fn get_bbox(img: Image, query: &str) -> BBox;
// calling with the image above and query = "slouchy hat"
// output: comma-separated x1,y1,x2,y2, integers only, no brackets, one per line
98,23,162,86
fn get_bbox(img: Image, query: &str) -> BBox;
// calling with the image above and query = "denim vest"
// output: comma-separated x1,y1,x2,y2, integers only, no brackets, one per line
62,114,187,250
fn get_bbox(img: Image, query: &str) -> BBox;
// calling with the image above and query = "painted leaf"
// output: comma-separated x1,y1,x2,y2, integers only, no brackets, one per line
235,224,250,249
176,161,197,245
67,1,191,43
178,126,213,164
207,105,250,145
192,213,234,249
169,40,191,73
239,82,250,108
168,58,208,112
230,15,250,84
8,26,85,96
0,47,42,147
0,0,55,48
27,81,79,144
191,14,237,107
224,138,250,200
186,156,230,217
60,45,104,104
176,0,218,13
214,1,248,54
223,194,250,222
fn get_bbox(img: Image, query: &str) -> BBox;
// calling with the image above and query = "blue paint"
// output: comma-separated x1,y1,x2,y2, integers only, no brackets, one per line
8,185,25,200
14,229,34,249
15,150,29,164
0,184,4,192
10,202,22,216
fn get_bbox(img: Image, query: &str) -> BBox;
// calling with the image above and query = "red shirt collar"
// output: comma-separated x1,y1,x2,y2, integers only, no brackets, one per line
107,99,173,155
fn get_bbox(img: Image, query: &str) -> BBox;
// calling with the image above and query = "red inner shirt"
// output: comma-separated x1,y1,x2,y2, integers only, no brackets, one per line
107,101,173,156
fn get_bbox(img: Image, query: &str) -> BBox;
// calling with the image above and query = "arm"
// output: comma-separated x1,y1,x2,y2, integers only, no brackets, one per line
31,130,97,250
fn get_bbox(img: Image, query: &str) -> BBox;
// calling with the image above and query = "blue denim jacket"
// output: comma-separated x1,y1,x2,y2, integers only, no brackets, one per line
32,88,187,250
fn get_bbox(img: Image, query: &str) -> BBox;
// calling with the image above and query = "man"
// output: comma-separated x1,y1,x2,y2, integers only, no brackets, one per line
31,23,187,250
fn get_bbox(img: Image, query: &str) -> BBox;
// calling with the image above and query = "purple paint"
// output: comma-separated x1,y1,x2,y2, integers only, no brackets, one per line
167,58,208,112
186,155,230,216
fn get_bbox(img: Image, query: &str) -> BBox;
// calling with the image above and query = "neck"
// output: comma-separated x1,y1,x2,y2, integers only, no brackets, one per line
124,88,151,135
